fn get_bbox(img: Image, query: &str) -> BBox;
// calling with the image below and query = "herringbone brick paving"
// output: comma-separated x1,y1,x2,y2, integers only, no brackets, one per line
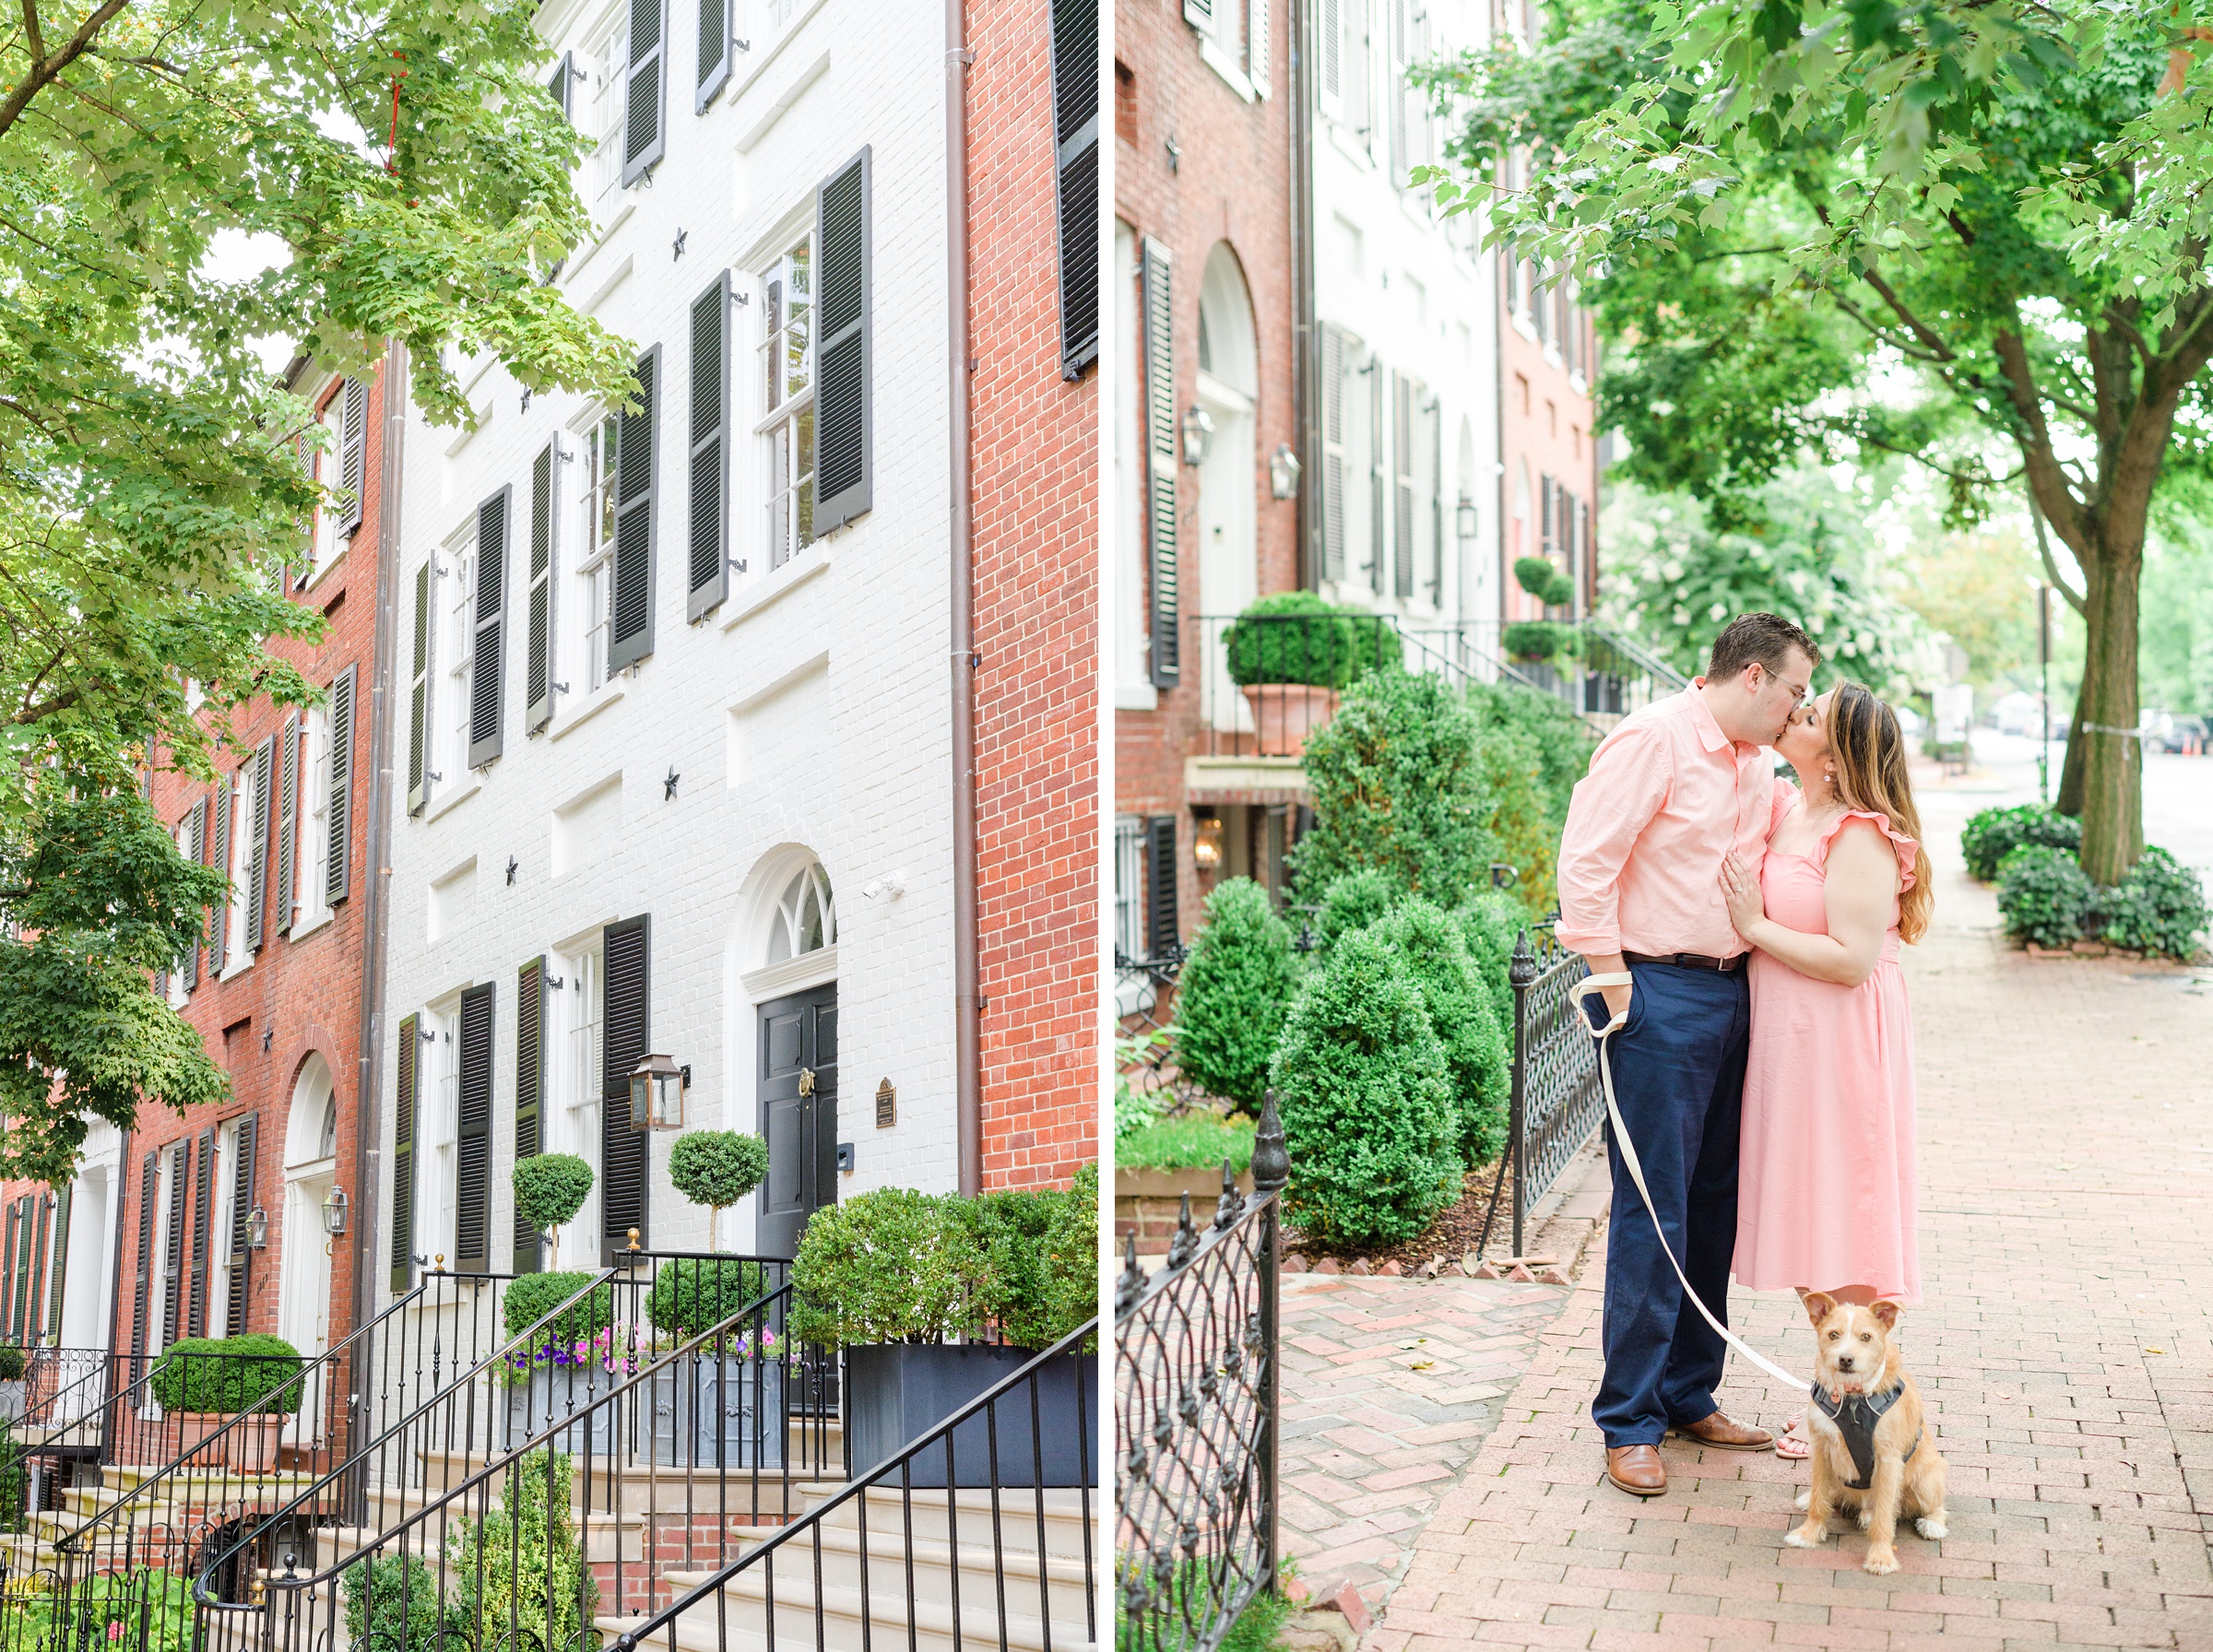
1357,785,2213,1648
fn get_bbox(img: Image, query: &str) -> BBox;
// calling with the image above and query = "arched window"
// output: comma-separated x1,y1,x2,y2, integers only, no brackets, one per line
319,1096,338,1161
765,864,836,964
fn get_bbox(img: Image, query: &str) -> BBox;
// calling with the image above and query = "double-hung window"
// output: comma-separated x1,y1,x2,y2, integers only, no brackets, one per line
585,20,630,224
758,236,815,570
577,416,620,692
296,704,332,932
223,768,254,972
443,529,478,783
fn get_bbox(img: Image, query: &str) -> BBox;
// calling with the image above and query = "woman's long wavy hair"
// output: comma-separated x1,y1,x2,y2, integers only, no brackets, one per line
1828,681,1934,943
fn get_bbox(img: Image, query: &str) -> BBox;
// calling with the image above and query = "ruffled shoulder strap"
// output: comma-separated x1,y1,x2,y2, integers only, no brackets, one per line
1815,808,1920,893
1769,776,1800,833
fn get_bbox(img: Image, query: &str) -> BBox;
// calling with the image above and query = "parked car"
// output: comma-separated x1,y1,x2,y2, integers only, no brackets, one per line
2160,716,2207,754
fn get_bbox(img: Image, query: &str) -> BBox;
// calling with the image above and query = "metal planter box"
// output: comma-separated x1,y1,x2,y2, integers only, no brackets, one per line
649,1356,785,1468
502,1367,620,1457
845,1344,1096,1489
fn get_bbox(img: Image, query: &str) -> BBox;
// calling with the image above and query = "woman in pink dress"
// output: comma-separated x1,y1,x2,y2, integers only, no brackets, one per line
1718,680,1933,1461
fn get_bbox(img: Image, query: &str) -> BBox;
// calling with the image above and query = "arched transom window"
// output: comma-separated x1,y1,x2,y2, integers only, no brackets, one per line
765,864,836,964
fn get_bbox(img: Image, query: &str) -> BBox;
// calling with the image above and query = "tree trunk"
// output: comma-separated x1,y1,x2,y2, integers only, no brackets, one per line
2074,548,2144,886
2056,700,2086,817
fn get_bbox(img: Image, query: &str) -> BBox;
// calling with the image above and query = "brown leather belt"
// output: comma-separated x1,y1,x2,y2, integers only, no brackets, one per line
1623,950,1747,973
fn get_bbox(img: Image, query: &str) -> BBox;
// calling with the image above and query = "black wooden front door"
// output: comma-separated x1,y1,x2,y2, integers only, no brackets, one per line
756,984,837,1260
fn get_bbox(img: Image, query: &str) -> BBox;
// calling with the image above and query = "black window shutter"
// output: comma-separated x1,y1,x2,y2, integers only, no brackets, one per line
186,1126,214,1338
1368,356,1384,593
392,1015,418,1293
1146,815,1179,960
1322,325,1346,582
1540,471,1554,554
456,983,495,1273
327,666,356,904
600,916,651,1259
695,0,730,112
814,148,873,533
514,956,545,1273
245,738,273,953
275,717,299,938
469,486,511,768
2,1210,20,1344
527,442,558,734
1142,238,1178,685
408,563,432,814
209,778,232,974
184,799,205,990
225,1115,256,1336
1050,0,1100,378
24,1198,48,1343
131,1153,156,1357
622,0,668,186
162,1139,190,1350
337,379,370,540
1393,373,1414,598
610,349,659,673
44,1183,69,1342
549,52,574,122
687,274,731,621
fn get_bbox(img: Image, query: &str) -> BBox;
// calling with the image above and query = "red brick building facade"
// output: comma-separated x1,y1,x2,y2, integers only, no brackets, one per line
1497,244,1600,624
1112,0,1298,1002
969,0,1103,1189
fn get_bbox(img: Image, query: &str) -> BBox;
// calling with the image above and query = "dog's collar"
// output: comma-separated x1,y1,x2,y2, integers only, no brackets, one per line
1809,1379,1919,1491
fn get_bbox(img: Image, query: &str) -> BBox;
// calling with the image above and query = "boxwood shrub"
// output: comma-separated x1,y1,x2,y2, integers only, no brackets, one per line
501,1272,616,1345
644,1258,768,1339
1172,878,1297,1112
1961,804,2081,882
1367,899,1511,1165
150,1334,303,1415
1223,591,1397,689
1994,844,2097,949
2096,845,2210,961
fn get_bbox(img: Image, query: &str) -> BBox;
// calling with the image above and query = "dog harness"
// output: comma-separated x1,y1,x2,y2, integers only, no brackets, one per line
1809,1382,1921,1490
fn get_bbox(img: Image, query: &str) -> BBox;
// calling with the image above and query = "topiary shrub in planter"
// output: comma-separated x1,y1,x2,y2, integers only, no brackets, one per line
1513,556,1576,608
1173,879,1297,1113
1366,900,1510,1165
2098,845,2210,961
1995,844,2096,949
1269,928,1462,1246
667,1130,769,1253
1502,620,1574,663
149,1334,302,1470
497,1271,631,1452
512,1153,594,1271
1962,804,2081,882
642,1257,783,1468
1223,592,1399,756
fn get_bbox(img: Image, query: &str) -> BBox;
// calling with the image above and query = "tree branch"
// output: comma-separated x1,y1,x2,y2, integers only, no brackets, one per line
18,0,42,64
0,0,135,144
1858,266,1958,362
2025,486,2087,616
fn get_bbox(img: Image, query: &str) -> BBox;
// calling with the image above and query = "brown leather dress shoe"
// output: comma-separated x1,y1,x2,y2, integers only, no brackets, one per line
1604,1444,1666,1496
1670,1410,1774,1450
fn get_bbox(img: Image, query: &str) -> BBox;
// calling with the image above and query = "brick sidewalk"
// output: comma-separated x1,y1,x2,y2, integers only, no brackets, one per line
1364,793,2213,1649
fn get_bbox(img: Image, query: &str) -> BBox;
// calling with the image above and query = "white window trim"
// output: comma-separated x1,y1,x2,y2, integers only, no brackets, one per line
221,769,254,980
1199,36,1257,100
756,234,818,580
210,1122,238,1339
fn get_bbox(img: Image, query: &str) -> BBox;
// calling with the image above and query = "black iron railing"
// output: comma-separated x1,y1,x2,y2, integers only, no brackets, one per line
1478,926,1605,1257
1114,1095,1290,1652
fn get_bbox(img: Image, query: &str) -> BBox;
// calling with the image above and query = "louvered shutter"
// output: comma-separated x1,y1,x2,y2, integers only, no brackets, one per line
275,717,299,938
610,348,659,672
1348,0,1370,140
1141,238,1178,687
1145,817,1178,961
1392,373,1414,598
162,1139,190,1350
1250,0,1270,93
1322,327,1345,581
527,443,558,733
1321,0,1341,106
1388,0,1407,180
814,149,873,533
245,738,273,953
695,0,730,111
392,1016,418,1292
44,1184,69,1342
327,667,356,903
131,1154,156,1357
184,800,205,989
337,379,370,540
1429,396,1445,603
1540,471,1555,558
1367,357,1385,592
514,957,546,1272
408,563,432,813
1051,0,1100,379
209,779,232,974
687,275,731,621
24,1198,48,1345
455,984,494,1273
621,0,668,186
226,1115,256,1335
549,52,574,122
1580,500,1593,606
186,1127,214,1338
600,916,651,1259
3,1208,21,1343
469,487,510,768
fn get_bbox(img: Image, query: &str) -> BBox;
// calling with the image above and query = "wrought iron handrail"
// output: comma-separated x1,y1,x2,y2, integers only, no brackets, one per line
14,1346,111,1437
1579,620,1690,692
1478,926,1605,1257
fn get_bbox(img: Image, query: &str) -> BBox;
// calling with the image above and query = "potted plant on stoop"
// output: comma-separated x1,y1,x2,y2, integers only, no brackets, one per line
644,1257,781,1468
494,1271,632,1455
791,1167,1097,1488
511,1153,595,1271
149,1334,303,1470
667,1131,770,1254
1225,591,1394,757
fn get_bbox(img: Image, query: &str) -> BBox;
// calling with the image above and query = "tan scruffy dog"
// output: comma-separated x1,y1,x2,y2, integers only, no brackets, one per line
1783,1292,1947,1575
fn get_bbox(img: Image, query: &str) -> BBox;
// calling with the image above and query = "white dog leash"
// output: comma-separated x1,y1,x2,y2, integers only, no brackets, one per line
1574,972,1809,1392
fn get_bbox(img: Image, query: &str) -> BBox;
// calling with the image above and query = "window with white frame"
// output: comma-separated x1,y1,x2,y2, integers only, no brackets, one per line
758,235,815,570
441,526,477,783
295,702,332,932
223,767,254,971
583,16,629,223
1113,817,1145,962
549,946,603,1251
305,390,348,581
765,864,836,964
210,1119,238,1338
576,414,620,693
420,1006,458,1263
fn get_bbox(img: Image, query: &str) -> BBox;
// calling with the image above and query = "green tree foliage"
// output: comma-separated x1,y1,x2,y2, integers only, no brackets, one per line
453,1450,598,1652
1172,879,1298,1111
1270,929,1462,1245
1420,0,2205,881
1291,669,1494,905
1365,901,1511,1165
666,1131,768,1251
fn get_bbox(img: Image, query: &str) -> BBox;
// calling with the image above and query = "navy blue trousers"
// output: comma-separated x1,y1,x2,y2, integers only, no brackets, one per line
1588,960,1751,1448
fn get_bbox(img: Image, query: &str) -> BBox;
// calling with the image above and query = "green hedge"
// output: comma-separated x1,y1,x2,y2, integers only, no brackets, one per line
2100,846,2211,960
1962,804,2081,882
0,1346,26,1383
1502,620,1573,662
1223,591,1399,688
149,1334,303,1415
1995,844,2092,949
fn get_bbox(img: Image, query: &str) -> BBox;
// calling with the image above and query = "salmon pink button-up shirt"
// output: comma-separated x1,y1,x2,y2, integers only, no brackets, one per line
1555,686,1777,961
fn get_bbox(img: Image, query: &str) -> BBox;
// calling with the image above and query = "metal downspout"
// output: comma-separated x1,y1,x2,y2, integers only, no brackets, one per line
948,0,981,1197
1292,0,1319,590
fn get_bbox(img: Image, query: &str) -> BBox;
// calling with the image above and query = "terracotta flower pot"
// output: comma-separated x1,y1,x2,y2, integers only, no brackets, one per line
171,1410,283,1470
1239,684,1340,757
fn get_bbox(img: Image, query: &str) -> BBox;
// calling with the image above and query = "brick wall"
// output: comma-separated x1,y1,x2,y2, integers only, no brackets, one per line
969,0,1103,1190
